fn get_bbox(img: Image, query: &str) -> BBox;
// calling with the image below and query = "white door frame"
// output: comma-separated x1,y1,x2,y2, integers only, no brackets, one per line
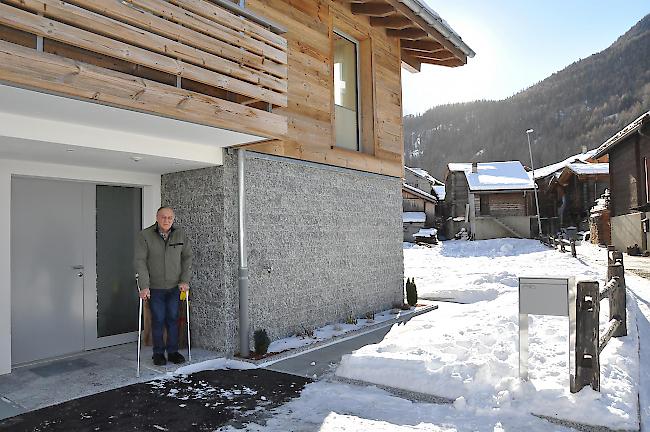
0,159,161,374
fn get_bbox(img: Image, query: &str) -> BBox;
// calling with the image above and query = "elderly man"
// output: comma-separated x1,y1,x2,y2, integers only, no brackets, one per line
135,206,193,366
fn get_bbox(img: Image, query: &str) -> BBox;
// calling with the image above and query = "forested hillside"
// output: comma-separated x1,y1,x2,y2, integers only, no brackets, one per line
404,14,650,179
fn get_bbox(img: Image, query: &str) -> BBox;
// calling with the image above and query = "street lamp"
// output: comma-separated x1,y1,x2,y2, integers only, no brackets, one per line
526,129,543,237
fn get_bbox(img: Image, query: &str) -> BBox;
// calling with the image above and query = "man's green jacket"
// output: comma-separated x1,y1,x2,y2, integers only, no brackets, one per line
134,223,193,290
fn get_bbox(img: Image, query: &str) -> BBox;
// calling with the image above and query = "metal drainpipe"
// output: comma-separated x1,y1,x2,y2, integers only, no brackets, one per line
238,149,250,357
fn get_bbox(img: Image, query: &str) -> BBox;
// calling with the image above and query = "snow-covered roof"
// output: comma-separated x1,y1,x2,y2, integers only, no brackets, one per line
403,183,437,202
533,150,598,179
448,161,535,192
432,185,446,200
404,166,444,186
567,163,609,176
403,212,426,223
594,111,650,158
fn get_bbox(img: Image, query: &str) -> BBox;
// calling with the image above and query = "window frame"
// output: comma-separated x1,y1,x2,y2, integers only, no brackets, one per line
333,29,362,152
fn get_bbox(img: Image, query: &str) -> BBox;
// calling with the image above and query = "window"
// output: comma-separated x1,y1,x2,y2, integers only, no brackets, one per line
333,31,360,151
643,157,650,203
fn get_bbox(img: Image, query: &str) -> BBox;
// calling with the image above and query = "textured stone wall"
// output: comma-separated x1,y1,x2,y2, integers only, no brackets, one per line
161,163,239,354
162,152,404,353
244,154,404,341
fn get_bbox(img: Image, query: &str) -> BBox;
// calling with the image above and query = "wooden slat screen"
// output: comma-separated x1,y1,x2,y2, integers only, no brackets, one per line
0,0,288,137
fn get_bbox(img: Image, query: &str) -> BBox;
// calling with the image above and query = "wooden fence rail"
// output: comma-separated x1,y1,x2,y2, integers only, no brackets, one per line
541,235,577,258
572,247,627,393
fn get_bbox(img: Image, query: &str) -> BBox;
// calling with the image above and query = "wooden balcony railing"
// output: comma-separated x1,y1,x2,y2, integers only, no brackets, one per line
0,0,288,139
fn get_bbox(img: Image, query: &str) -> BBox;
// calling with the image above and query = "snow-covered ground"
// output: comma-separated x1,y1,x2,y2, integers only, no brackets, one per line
338,239,638,430
267,306,427,354
223,239,646,431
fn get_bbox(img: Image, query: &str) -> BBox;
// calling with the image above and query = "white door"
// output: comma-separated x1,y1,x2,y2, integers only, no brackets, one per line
11,178,142,364
11,177,85,364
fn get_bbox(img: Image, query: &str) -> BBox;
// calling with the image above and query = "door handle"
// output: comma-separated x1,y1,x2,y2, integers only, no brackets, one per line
72,265,84,270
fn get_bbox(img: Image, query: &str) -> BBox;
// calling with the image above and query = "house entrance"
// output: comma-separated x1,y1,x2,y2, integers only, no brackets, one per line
11,177,142,365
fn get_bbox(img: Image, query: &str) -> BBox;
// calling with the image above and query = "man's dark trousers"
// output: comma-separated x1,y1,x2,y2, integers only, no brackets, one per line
150,287,180,355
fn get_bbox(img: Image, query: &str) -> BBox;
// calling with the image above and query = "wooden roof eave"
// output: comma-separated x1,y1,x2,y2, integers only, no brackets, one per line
342,0,469,70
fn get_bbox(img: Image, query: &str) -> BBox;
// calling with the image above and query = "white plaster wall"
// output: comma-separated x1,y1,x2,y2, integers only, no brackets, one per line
611,213,644,252
475,216,533,240
0,159,161,374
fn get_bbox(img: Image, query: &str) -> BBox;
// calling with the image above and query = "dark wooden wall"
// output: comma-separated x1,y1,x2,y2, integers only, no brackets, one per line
610,132,650,217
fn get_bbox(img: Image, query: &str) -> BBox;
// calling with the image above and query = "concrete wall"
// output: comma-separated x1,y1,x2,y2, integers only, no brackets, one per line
162,152,404,354
474,216,533,240
611,212,648,251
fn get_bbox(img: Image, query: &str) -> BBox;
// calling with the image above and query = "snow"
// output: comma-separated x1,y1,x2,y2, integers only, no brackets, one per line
534,150,598,179
413,228,437,238
405,166,443,186
433,185,446,200
403,212,426,223
176,239,647,431
568,162,609,175
591,189,610,215
172,358,257,375
267,307,424,354
448,161,535,191
336,239,639,430
403,183,437,202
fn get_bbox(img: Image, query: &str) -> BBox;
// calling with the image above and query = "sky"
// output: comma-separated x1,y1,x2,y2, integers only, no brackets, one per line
402,1,650,115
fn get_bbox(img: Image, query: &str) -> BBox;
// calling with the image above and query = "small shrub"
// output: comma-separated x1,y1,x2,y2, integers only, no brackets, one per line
298,325,315,339
253,329,270,355
364,311,375,321
345,313,358,325
406,277,418,307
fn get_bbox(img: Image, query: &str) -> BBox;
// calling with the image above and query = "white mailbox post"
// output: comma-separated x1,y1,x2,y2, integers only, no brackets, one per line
519,277,576,381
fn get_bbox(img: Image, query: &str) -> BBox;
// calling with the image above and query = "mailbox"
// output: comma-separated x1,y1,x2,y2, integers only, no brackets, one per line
519,277,576,381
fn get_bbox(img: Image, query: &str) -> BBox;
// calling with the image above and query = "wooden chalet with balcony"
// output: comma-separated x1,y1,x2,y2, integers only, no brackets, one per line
0,0,474,373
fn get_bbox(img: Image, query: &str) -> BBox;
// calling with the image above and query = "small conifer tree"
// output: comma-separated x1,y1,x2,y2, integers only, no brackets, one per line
254,329,271,355
406,277,418,307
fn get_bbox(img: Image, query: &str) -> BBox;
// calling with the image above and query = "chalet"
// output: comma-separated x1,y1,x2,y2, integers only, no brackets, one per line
0,0,474,373
403,165,445,234
404,166,444,196
402,183,437,242
533,149,609,234
593,111,650,252
445,161,535,240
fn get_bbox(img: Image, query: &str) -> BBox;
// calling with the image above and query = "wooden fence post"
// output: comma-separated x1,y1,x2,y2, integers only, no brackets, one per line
573,281,600,393
570,239,576,258
608,252,627,337
607,245,616,265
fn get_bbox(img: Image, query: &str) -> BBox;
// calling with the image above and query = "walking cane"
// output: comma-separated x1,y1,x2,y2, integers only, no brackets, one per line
136,273,143,378
181,289,192,361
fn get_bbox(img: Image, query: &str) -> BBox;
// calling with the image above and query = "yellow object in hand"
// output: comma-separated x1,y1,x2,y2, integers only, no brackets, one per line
180,290,187,301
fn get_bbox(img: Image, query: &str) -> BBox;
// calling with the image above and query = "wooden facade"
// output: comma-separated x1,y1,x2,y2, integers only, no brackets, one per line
402,184,436,225
595,113,650,217
0,0,471,178
608,133,650,217
242,0,470,178
476,192,528,217
241,1,401,177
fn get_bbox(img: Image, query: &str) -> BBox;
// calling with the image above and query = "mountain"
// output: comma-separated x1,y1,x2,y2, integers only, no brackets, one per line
404,14,650,179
